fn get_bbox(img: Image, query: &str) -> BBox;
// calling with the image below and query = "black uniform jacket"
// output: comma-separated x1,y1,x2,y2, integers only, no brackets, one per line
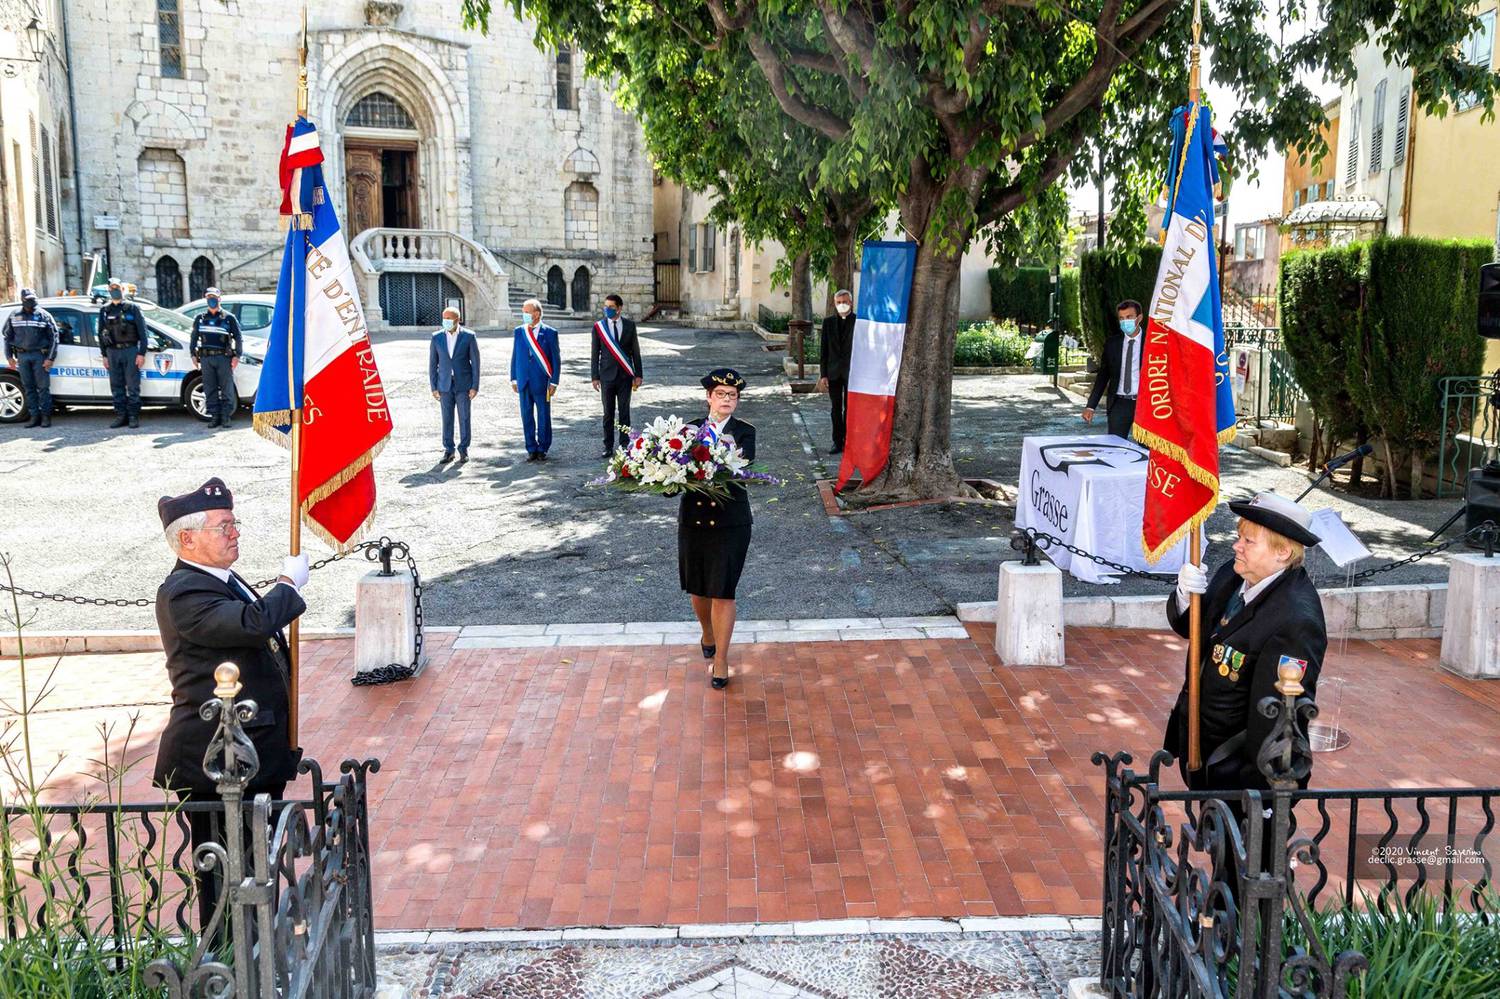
819,313,856,381
679,416,757,529
590,317,644,383
153,561,305,794
1085,332,1130,411
1163,562,1325,792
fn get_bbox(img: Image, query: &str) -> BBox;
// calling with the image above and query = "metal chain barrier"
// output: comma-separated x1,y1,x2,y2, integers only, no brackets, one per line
1,537,425,688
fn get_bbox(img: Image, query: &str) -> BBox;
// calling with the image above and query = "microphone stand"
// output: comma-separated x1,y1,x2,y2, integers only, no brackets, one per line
1426,504,1468,543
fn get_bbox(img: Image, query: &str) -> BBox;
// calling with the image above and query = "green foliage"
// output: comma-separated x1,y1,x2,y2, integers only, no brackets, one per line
987,266,1052,326
1279,245,1367,464
1286,888,1500,998
1059,268,1081,335
1079,245,1163,359
954,320,1029,367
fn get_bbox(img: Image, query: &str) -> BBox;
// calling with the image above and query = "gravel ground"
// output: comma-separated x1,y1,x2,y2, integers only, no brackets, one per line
0,323,1464,631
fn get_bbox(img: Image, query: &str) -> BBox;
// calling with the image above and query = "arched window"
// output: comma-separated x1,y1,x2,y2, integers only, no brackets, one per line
563,181,599,250
156,256,183,308
189,256,215,301
546,266,566,309
345,92,416,131
556,48,575,110
570,266,591,313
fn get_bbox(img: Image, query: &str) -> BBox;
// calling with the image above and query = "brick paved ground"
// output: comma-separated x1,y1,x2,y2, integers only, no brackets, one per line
3,627,1497,931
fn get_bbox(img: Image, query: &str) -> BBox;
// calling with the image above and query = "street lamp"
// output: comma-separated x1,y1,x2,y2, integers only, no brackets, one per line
3,17,44,76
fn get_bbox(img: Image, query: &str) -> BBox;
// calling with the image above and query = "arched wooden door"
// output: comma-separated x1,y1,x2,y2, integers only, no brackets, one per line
546,267,566,309
571,266,591,313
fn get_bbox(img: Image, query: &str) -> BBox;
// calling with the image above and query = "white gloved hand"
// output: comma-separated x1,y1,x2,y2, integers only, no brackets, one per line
281,554,311,590
1176,562,1208,606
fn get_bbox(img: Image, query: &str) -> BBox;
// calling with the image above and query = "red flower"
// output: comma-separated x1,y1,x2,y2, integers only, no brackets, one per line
694,468,708,479
620,466,632,479
632,438,645,450
692,445,711,461
668,438,684,450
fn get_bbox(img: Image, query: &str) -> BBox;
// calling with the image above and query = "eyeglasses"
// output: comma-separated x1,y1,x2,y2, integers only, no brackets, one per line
186,519,245,537
710,390,739,400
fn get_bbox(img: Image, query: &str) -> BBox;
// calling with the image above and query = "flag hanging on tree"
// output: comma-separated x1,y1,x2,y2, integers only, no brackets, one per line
836,241,917,491
254,116,392,550
1132,103,1236,562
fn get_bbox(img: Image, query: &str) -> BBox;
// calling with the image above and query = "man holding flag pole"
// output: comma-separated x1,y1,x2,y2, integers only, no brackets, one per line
254,12,395,742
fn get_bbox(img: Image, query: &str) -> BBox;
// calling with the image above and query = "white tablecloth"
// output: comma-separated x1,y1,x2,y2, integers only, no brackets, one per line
1015,434,1196,584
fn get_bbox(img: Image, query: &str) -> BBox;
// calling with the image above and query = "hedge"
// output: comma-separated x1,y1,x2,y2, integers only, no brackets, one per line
987,266,1052,326
954,320,1031,366
1079,245,1163,358
1059,267,1081,335
1279,244,1366,469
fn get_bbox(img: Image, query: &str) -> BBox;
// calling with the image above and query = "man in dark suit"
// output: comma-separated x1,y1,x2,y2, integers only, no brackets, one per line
817,289,856,454
1164,491,1325,794
430,305,481,464
153,477,309,925
1083,298,1145,440
591,293,644,458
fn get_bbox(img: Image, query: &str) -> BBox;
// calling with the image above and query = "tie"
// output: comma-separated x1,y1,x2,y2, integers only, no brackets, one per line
613,320,620,340
228,573,258,604
1121,337,1135,397
1221,589,1245,626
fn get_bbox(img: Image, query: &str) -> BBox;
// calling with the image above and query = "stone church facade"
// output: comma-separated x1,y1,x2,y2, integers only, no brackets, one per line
57,0,653,326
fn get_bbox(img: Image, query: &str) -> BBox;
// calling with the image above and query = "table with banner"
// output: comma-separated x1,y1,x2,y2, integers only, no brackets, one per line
1015,434,1197,584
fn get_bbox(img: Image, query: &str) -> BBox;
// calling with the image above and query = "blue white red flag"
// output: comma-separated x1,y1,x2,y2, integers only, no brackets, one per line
836,241,917,491
254,116,392,550
1133,103,1236,562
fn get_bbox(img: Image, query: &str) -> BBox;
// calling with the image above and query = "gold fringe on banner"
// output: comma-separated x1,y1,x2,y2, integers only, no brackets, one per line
251,410,389,554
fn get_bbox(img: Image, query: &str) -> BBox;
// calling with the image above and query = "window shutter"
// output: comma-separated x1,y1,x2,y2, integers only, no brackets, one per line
1393,86,1410,165
688,224,697,273
41,127,57,236
1344,100,1360,186
1369,80,1386,175
705,224,716,271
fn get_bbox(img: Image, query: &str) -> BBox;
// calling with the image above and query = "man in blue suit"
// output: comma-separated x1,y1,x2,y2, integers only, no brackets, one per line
510,298,561,462
430,305,481,464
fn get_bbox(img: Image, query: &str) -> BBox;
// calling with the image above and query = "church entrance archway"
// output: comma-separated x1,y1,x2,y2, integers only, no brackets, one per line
546,266,566,309
343,92,421,233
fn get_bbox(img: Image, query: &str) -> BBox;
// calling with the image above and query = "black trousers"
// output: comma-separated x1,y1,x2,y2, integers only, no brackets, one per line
178,782,285,931
1107,396,1137,439
601,377,633,449
827,377,848,449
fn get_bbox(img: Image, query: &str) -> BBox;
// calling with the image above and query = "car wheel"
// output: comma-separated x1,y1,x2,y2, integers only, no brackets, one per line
0,373,28,424
183,375,213,422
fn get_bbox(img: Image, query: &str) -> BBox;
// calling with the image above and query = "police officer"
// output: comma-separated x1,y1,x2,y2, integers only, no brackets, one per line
190,287,242,428
2,288,59,428
98,278,148,428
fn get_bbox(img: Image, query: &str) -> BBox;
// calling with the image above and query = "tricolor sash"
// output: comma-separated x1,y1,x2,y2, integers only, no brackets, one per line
593,320,636,379
523,325,554,380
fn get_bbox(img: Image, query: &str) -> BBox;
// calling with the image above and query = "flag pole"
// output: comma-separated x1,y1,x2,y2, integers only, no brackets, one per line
1184,0,1205,774
287,6,308,749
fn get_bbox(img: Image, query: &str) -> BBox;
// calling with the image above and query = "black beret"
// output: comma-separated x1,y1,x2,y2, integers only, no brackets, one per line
158,477,234,527
701,368,746,391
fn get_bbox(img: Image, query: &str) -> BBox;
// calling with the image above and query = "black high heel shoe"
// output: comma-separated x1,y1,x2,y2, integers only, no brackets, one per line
711,673,729,689
701,643,716,660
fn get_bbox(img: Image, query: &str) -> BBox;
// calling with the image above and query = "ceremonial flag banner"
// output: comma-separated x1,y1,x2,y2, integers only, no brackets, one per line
1132,103,1235,561
254,116,392,550
836,241,918,491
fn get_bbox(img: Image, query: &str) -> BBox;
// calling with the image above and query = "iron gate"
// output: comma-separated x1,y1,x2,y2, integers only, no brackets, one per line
654,260,681,306
378,273,464,327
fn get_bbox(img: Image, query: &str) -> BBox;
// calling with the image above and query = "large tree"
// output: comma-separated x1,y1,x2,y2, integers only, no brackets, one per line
466,0,1496,500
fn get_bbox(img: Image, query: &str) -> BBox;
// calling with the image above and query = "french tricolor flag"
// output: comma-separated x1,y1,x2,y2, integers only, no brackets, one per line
255,117,392,550
836,241,917,491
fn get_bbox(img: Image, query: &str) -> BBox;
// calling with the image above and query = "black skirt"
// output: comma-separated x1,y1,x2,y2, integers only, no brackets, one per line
678,522,752,599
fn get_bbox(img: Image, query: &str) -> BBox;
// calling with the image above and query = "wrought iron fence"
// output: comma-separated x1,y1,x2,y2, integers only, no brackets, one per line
1,668,379,998
1435,371,1500,498
1224,325,1306,425
1223,280,1279,327
1096,679,1497,998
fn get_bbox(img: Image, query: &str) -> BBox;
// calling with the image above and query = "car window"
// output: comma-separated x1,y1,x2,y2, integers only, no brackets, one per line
236,304,274,329
134,302,195,336
146,323,183,351
181,305,206,320
49,308,98,348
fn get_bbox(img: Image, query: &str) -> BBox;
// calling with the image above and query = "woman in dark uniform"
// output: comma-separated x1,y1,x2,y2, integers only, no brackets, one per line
680,368,756,689
1165,491,1326,793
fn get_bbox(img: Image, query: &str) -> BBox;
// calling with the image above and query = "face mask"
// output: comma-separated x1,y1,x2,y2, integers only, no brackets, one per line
1119,318,1137,335
604,307,618,320
525,313,538,327
835,303,852,316
110,290,123,302
443,318,457,332
206,297,220,309
21,301,35,314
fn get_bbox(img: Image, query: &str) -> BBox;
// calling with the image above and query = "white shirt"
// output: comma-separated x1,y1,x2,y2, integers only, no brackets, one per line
182,559,295,597
444,328,459,357
1118,331,1142,398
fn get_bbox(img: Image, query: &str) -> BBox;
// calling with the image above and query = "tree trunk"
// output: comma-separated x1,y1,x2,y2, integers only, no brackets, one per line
1409,451,1424,500
789,249,812,322
1350,432,1368,488
1379,438,1399,498
825,224,857,314
1307,422,1323,472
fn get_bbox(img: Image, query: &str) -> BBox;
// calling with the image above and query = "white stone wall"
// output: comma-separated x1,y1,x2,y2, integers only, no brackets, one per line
135,148,187,240
62,0,654,310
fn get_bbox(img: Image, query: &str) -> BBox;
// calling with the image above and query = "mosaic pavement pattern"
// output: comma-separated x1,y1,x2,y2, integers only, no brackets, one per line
376,930,1096,997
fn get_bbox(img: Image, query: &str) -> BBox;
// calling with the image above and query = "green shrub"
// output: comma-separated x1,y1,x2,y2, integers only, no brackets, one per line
954,320,1030,367
1280,244,1367,468
1079,244,1163,358
1059,267,1082,335
987,266,1053,326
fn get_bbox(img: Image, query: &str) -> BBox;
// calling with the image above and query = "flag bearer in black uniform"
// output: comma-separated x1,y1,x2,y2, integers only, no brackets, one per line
98,278,148,428
1164,491,1326,794
190,287,243,427
680,369,756,690
2,288,58,427
153,477,309,926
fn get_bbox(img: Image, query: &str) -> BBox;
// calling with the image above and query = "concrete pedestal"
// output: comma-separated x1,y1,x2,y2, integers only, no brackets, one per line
1440,554,1500,679
355,569,422,678
995,562,1065,666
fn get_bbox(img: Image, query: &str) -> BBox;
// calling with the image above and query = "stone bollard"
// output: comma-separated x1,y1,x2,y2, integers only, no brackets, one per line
355,568,422,679
1440,553,1500,679
995,561,1065,666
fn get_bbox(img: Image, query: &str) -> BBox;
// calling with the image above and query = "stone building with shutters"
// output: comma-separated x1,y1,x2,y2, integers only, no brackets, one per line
54,0,654,327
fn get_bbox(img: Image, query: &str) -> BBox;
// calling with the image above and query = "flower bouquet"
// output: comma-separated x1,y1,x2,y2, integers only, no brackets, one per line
591,415,781,501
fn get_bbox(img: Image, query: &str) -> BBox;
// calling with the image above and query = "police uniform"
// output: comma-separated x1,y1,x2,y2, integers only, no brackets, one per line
1163,496,1325,793
678,370,757,601
2,290,59,427
98,292,148,427
190,296,242,427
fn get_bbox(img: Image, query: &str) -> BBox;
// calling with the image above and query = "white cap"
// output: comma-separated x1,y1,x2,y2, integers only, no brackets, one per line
205,286,222,297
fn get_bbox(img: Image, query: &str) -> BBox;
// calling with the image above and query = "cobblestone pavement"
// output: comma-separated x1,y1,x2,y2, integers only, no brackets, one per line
373,928,1097,998
0,322,1463,632
6,628,1497,930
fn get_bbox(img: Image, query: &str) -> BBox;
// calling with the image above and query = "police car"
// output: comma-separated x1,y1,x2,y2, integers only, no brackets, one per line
0,295,265,424
179,293,276,340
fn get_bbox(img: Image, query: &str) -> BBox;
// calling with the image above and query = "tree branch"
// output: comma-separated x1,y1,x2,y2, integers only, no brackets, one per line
978,128,1089,225
744,32,853,140
647,0,718,50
